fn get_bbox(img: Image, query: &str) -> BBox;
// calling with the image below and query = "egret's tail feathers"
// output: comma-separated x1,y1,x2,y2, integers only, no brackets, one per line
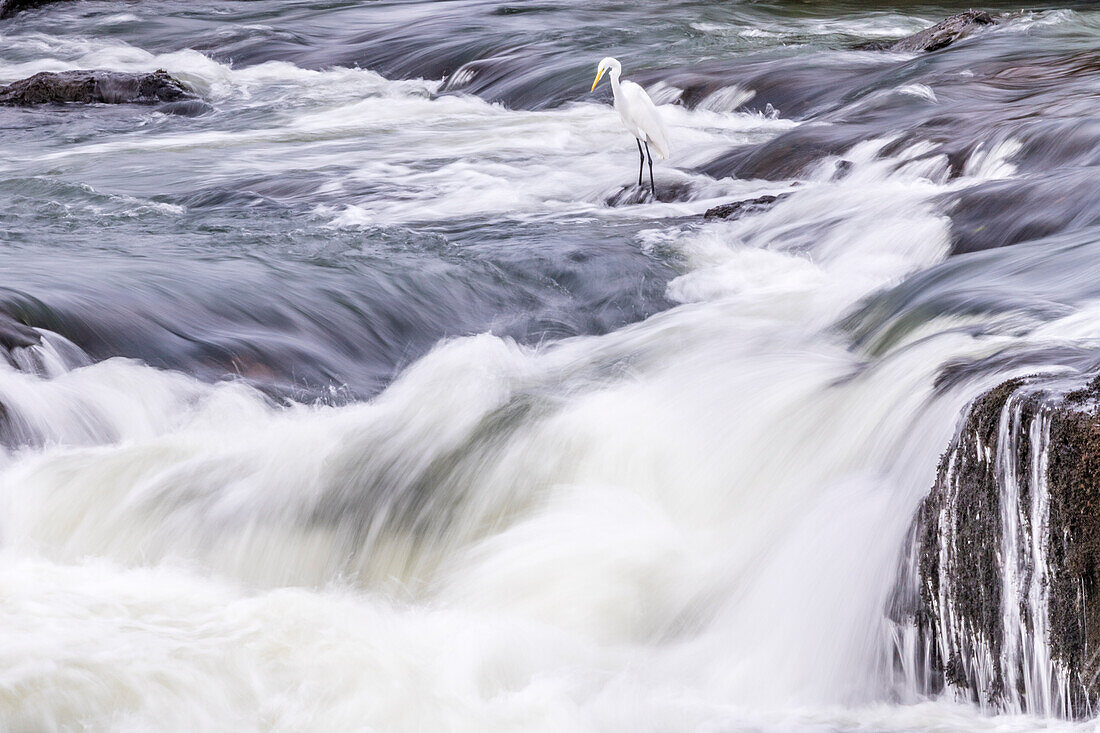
648,132,670,160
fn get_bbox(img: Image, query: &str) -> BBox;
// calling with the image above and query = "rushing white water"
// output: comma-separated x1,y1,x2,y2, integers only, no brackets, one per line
4,11,1100,731
896,379,1095,721
0,34,796,227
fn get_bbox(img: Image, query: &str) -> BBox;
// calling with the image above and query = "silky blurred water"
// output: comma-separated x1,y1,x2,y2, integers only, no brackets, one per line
4,1,1100,730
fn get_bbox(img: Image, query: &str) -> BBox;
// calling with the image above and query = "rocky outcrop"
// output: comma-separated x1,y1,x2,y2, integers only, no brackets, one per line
703,193,790,220
862,10,1000,53
0,70,195,106
893,373,1100,717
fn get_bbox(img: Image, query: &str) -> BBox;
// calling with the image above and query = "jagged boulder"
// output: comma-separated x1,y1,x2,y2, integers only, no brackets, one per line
861,10,1000,53
703,193,790,220
0,69,195,106
895,373,1100,717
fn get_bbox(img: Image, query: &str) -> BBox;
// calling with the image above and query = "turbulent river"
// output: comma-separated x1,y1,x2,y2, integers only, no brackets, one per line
5,0,1100,730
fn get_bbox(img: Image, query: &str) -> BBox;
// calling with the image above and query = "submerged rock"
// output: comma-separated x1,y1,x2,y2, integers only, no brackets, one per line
0,0,70,19
701,124,866,182
946,171,1100,255
703,193,790,220
894,373,1100,717
861,10,1000,53
0,69,195,106
0,311,39,353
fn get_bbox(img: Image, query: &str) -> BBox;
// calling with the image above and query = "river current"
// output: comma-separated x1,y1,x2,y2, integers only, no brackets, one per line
3,1,1100,730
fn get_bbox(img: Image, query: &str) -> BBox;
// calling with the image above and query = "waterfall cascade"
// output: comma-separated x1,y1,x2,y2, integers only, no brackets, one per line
893,374,1100,718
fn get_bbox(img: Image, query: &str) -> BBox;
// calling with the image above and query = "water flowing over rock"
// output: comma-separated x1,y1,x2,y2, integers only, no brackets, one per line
0,0,70,19
946,173,1100,255
0,312,39,353
0,70,195,106
892,374,1100,717
861,10,1000,53
701,125,857,181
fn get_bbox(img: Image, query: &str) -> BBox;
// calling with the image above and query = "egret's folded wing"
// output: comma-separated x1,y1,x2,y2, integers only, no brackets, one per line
620,81,671,159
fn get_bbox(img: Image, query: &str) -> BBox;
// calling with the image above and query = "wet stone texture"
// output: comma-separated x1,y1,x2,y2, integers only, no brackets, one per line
0,70,195,106
860,10,1000,53
916,379,1021,701
1046,375,1100,704
904,374,1100,716
703,193,791,221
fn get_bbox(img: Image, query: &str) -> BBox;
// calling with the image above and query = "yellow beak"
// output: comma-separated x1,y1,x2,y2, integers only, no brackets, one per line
590,68,606,93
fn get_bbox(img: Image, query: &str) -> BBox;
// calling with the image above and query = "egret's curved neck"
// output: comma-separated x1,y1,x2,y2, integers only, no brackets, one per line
608,66,622,97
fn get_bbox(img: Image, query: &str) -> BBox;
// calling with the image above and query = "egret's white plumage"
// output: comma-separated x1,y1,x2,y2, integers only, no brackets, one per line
590,56,670,197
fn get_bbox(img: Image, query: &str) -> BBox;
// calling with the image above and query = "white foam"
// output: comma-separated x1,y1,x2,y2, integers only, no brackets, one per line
0,22,1085,733
0,32,796,225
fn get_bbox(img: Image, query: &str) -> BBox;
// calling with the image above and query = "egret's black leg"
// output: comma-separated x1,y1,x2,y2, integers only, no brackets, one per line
644,141,656,199
636,139,645,187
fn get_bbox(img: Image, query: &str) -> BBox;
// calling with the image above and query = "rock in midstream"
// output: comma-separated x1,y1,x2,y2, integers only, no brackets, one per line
0,0,71,18
893,373,1100,717
703,193,791,220
0,69,196,106
860,10,1001,53
604,180,696,206
0,311,40,353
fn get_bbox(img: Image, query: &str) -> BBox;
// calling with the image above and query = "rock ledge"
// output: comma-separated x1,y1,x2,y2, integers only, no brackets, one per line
0,69,195,106
894,373,1100,717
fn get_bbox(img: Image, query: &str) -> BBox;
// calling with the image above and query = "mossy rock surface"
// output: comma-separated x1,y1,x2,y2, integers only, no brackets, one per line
911,373,1100,714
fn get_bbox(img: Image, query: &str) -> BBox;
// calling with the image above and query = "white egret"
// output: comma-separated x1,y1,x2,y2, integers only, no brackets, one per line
589,56,670,199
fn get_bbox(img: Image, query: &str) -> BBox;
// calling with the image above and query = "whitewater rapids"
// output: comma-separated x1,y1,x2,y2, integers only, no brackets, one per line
3,2,1100,730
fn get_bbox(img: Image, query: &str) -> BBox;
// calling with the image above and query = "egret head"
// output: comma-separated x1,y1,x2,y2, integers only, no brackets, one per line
590,56,621,92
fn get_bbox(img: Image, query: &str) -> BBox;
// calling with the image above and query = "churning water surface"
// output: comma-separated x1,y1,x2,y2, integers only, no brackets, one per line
4,0,1100,730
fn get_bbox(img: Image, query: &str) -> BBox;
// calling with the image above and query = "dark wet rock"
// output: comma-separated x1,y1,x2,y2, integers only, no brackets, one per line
701,124,865,181
0,70,195,106
701,120,986,185
895,373,1100,716
638,55,887,120
831,160,855,181
0,0,70,19
0,310,39,374
154,99,214,117
703,193,790,221
0,312,91,379
946,171,1100,255
604,180,695,206
911,379,1020,699
0,311,42,389
1014,118,1100,174
932,348,1100,398
1046,379,1100,708
0,311,39,352
860,10,1000,53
